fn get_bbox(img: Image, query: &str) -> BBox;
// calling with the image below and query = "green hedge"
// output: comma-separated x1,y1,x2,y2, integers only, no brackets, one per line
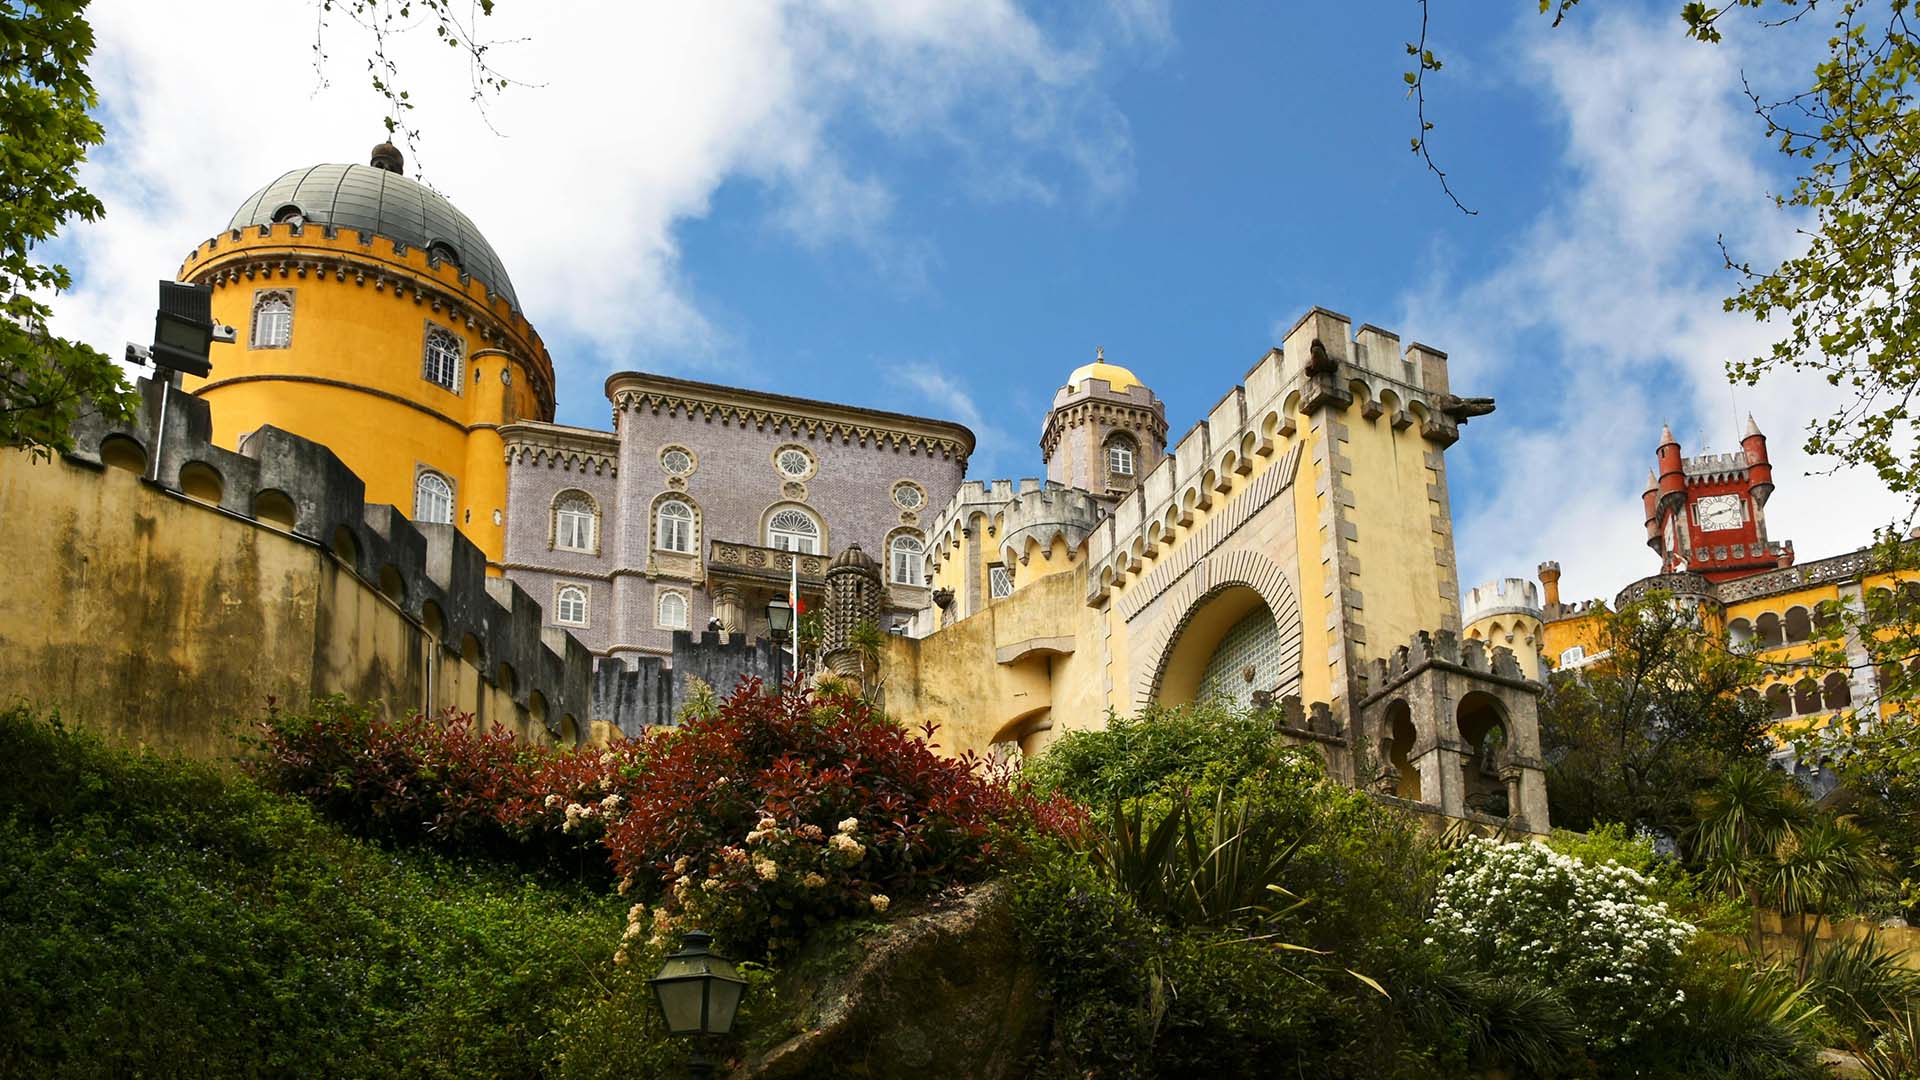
0,705,695,1078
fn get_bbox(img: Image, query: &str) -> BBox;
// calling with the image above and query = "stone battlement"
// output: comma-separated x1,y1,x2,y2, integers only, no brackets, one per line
1084,306,1460,604
925,479,1102,569
1462,578,1542,624
1682,450,1751,483
67,377,593,735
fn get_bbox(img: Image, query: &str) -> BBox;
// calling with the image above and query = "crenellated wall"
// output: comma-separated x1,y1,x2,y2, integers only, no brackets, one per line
0,377,594,757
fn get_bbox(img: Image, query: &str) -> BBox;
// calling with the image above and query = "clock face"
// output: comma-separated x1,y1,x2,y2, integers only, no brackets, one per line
1697,494,1743,532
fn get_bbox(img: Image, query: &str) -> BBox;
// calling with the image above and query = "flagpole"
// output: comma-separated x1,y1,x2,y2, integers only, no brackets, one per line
789,555,801,677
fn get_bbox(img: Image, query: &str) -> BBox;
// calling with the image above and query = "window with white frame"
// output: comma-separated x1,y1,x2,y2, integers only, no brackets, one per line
1559,645,1586,667
1106,438,1136,477
657,590,689,630
892,482,925,511
555,584,589,626
422,327,463,391
655,498,695,553
414,471,454,524
767,507,820,554
989,563,1014,598
553,491,596,552
889,534,925,585
250,291,292,349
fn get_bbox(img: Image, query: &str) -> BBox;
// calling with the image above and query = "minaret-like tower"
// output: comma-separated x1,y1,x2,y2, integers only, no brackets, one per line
1038,349,1167,499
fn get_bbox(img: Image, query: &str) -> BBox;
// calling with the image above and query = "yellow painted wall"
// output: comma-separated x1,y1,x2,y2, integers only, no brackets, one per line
0,450,555,759
1339,394,1456,668
177,224,554,570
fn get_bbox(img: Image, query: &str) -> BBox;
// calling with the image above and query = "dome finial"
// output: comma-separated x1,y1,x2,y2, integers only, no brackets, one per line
1095,345,1104,361
370,140,404,174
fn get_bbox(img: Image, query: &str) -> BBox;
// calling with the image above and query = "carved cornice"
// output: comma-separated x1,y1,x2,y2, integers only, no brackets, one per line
1040,397,1170,459
605,372,973,464
501,421,619,475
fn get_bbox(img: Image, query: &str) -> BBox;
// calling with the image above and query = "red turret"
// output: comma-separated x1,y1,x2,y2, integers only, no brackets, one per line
1742,414,1773,506
1642,467,1661,549
1656,422,1686,508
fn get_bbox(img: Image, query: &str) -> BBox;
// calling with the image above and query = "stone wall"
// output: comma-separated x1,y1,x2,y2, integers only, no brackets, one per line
590,631,790,735
0,377,593,757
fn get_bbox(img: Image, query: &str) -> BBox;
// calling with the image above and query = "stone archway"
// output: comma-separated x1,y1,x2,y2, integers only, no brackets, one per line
1134,549,1303,709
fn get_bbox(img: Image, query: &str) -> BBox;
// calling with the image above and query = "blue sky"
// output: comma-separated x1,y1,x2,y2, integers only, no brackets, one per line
51,1,1903,603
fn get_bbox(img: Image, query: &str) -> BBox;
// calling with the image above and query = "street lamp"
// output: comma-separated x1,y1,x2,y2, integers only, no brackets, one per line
649,930,748,1079
765,596,792,689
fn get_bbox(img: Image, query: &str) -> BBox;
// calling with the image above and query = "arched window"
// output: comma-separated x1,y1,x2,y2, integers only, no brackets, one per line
414,472,453,524
555,585,588,626
551,491,597,552
1755,612,1784,647
1105,434,1137,478
1766,684,1792,720
1784,606,1813,644
1823,672,1852,710
250,291,293,349
657,590,688,630
655,499,695,554
422,327,463,390
1727,618,1753,647
767,507,820,554
889,533,925,585
427,241,462,269
1793,677,1820,715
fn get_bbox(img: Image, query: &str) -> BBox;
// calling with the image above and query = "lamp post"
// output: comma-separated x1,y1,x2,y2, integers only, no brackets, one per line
765,595,791,690
648,930,748,1079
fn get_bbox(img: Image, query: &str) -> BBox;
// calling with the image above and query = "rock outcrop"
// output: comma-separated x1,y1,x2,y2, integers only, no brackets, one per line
736,880,1047,1080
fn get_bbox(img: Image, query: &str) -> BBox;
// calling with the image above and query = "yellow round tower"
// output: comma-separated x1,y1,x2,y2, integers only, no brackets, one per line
176,142,555,571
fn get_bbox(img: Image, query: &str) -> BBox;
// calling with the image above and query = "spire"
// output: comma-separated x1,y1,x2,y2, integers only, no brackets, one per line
1744,413,1762,437
1659,422,1677,446
1645,467,1658,491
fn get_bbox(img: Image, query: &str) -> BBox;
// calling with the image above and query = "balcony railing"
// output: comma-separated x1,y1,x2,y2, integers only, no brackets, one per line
707,540,828,585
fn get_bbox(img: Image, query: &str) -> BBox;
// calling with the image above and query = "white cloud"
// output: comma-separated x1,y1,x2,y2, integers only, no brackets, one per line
884,361,1023,477
47,1,1164,419
1397,8,1908,607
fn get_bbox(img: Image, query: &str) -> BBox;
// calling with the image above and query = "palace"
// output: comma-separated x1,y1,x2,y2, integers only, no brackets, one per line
1,141,1558,832
1465,423,1913,737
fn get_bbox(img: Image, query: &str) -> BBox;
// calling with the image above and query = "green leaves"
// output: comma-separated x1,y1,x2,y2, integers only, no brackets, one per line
0,1,133,459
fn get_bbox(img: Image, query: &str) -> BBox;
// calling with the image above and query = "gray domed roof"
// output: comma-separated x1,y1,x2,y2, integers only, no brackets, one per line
227,162,519,309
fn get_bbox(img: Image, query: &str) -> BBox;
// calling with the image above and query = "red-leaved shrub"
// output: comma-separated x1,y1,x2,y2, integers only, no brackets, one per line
253,683,1082,956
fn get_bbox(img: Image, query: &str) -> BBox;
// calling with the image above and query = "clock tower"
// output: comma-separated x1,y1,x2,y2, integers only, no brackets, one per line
1641,417,1792,583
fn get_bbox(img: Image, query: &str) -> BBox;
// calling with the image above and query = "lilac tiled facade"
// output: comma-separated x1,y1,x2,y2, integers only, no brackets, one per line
502,372,972,664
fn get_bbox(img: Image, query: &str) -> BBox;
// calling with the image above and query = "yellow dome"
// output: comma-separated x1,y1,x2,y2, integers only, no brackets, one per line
1067,360,1143,392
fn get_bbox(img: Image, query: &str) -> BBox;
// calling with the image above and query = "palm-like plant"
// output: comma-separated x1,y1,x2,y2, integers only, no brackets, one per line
1691,763,1891,971
1860,1009,1920,1080
1088,789,1304,931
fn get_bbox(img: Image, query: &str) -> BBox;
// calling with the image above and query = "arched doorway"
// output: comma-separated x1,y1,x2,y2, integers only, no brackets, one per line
1457,691,1510,815
1156,586,1283,708
1384,699,1421,801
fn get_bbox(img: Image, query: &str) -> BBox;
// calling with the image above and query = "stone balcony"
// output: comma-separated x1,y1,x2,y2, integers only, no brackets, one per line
707,539,829,588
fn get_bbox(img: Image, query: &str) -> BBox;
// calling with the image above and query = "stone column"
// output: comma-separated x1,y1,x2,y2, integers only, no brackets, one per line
713,584,745,637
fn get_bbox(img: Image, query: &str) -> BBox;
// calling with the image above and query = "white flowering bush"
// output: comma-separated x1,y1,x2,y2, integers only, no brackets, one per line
1427,837,1696,1046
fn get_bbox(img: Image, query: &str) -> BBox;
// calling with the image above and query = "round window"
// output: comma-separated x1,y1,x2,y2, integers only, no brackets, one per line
893,482,925,510
775,446,814,479
661,447,694,475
